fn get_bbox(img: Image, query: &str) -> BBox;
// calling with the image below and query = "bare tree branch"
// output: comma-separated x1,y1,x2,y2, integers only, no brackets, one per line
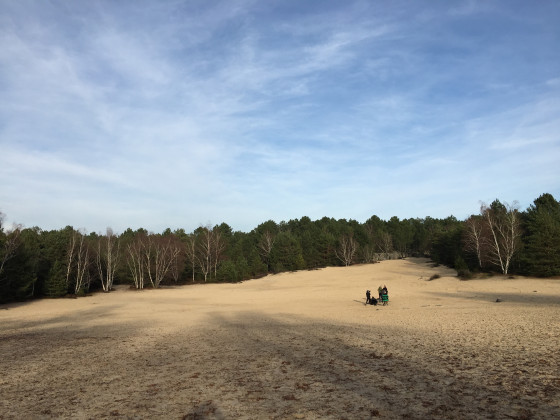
464,216,485,269
335,234,358,266
0,224,22,281
197,226,213,282
258,230,275,271
127,233,147,289
74,231,91,294
480,201,521,274
184,234,198,283
96,228,120,292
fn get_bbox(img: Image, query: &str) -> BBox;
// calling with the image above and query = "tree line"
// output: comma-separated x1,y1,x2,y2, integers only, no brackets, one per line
1,193,559,303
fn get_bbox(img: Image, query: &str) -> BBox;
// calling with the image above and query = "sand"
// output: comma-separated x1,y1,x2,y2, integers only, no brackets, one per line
1,258,559,419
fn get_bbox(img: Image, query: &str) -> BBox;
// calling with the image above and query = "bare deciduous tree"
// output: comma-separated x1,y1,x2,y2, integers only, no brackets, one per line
0,223,22,280
171,251,180,283
127,234,147,289
480,201,521,275
362,225,380,263
377,231,393,257
96,228,120,292
360,244,378,263
258,230,275,271
464,216,485,269
197,226,213,282
335,234,358,266
66,230,78,290
145,235,181,289
184,234,198,282
190,225,228,282
212,229,226,279
74,232,90,294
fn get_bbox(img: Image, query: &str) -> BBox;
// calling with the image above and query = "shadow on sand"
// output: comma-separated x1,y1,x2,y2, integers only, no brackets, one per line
426,290,560,306
1,308,558,418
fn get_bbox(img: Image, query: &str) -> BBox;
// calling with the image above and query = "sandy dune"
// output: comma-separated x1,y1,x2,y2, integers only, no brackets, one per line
1,258,559,419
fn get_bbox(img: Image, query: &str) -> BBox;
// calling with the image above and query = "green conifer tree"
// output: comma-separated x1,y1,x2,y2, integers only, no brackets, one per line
44,260,67,297
523,193,560,276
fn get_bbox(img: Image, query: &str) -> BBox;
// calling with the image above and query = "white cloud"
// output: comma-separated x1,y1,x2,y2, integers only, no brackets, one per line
1,1,559,232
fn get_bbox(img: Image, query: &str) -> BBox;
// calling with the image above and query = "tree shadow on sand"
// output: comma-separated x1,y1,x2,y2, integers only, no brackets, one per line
188,312,559,419
2,310,559,419
61,311,548,419
426,290,560,306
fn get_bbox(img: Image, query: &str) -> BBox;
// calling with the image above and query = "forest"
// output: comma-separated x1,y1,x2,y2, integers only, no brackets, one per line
1,193,559,303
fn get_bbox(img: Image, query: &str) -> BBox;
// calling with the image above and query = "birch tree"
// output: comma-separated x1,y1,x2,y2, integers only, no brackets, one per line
197,226,213,282
127,234,147,289
258,230,275,271
96,228,120,292
463,216,485,269
65,229,77,290
72,230,91,294
480,201,521,275
212,229,226,279
142,234,182,288
184,234,198,282
335,234,358,266
171,251,180,283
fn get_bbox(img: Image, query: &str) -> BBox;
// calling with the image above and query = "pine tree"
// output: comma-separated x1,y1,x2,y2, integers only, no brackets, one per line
523,193,560,276
44,260,67,297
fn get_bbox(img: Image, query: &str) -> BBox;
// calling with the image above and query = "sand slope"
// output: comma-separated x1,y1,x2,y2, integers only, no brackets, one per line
1,258,559,419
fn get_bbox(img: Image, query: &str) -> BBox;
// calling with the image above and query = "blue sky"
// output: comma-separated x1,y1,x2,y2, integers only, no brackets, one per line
1,0,559,234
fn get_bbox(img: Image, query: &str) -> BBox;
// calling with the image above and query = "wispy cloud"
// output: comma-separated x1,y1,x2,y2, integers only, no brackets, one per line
1,0,559,232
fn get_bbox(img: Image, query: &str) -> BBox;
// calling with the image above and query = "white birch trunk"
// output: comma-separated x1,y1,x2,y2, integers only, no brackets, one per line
66,231,77,290
74,233,90,294
335,234,358,266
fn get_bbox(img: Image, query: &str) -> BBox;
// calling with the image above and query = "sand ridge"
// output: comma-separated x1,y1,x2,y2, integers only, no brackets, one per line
1,258,559,419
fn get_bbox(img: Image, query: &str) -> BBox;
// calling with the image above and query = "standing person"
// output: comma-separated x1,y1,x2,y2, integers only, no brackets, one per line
378,285,383,300
381,285,389,305
365,290,371,304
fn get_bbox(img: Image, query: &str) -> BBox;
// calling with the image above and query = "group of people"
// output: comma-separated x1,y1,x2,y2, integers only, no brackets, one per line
365,285,389,306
